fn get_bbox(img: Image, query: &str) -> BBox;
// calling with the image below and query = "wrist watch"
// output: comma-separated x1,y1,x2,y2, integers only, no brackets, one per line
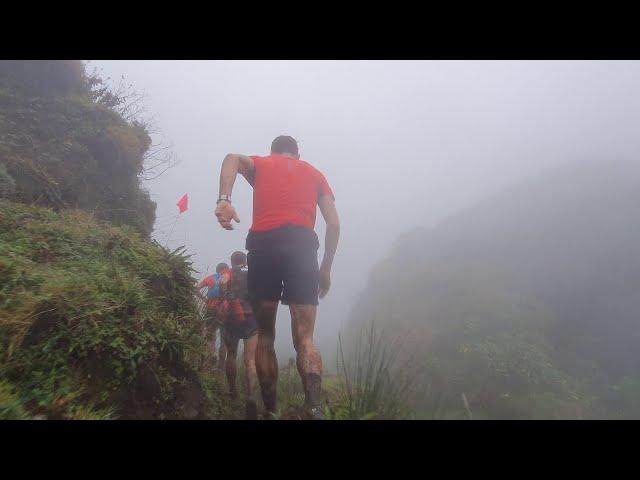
217,195,231,204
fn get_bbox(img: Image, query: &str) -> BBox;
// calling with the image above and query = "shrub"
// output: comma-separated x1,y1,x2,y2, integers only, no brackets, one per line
0,200,219,419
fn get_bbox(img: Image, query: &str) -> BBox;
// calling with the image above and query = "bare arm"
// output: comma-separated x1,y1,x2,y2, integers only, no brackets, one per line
215,154,255,230
219,153,255,196
318,194,340,298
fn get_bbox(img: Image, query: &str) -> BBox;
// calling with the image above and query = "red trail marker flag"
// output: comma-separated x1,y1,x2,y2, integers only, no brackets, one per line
176,193,189,214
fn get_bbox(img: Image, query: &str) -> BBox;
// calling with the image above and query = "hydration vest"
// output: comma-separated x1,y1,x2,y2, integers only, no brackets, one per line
206,272,221,299
225,265,249,301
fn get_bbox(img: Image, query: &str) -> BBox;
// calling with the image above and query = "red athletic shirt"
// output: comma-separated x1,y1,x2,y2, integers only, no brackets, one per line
197,274,215,290
249,154,334,232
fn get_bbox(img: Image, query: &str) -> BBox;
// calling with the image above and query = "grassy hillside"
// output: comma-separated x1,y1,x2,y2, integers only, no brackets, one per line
0,61,233,419
0,200,232,419
348,160,640,419
0,60,156,237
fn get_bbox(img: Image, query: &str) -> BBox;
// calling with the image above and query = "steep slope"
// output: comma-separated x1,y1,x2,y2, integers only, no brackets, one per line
0,60,156,237
0,61,232,419
0,201,232,419
349,160,640,418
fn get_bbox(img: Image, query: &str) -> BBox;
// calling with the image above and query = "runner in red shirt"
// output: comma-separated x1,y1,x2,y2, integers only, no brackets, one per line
214,136,340,419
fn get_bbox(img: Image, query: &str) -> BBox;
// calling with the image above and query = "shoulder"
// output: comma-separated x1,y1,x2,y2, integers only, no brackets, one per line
305,162,331,189
300,160,334,198
298,159,325,178
248,155,263,171
250,154,271,167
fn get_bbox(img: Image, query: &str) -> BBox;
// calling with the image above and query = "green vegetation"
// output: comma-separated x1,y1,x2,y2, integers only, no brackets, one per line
0,200,227,419
277,358,306,419
0,379,29,419
348,160,640,419
0,61,231,420
329,322,412,420
0,60,156,237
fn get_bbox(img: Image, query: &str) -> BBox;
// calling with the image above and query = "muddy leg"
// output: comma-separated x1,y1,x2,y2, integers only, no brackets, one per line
253,300,279,415
289,304,322,410
224,334,239,398
243,334,259,419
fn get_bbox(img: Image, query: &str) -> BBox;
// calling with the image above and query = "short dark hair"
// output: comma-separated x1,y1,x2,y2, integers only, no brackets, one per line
271,135,299,156
230,251,247,267
215,262,229,273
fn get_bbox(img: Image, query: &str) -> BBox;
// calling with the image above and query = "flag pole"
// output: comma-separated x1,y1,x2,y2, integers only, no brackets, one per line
163,212,179,249
165,193,188,249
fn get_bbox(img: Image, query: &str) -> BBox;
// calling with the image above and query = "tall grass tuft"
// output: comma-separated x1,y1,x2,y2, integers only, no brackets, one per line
332,321,413,420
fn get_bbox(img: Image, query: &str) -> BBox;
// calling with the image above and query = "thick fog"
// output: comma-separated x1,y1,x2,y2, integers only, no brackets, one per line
93,60,640,361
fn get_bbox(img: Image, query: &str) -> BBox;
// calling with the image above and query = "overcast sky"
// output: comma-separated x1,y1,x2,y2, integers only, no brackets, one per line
93,60,640,360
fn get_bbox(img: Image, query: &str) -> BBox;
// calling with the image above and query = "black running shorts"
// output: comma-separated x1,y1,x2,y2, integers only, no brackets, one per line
246,225,320,306
221,321,257,344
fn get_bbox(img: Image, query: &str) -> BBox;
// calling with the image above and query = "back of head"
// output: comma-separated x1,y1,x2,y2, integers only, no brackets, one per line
215,262,229,274
230,250,247,268
271,135,299,157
